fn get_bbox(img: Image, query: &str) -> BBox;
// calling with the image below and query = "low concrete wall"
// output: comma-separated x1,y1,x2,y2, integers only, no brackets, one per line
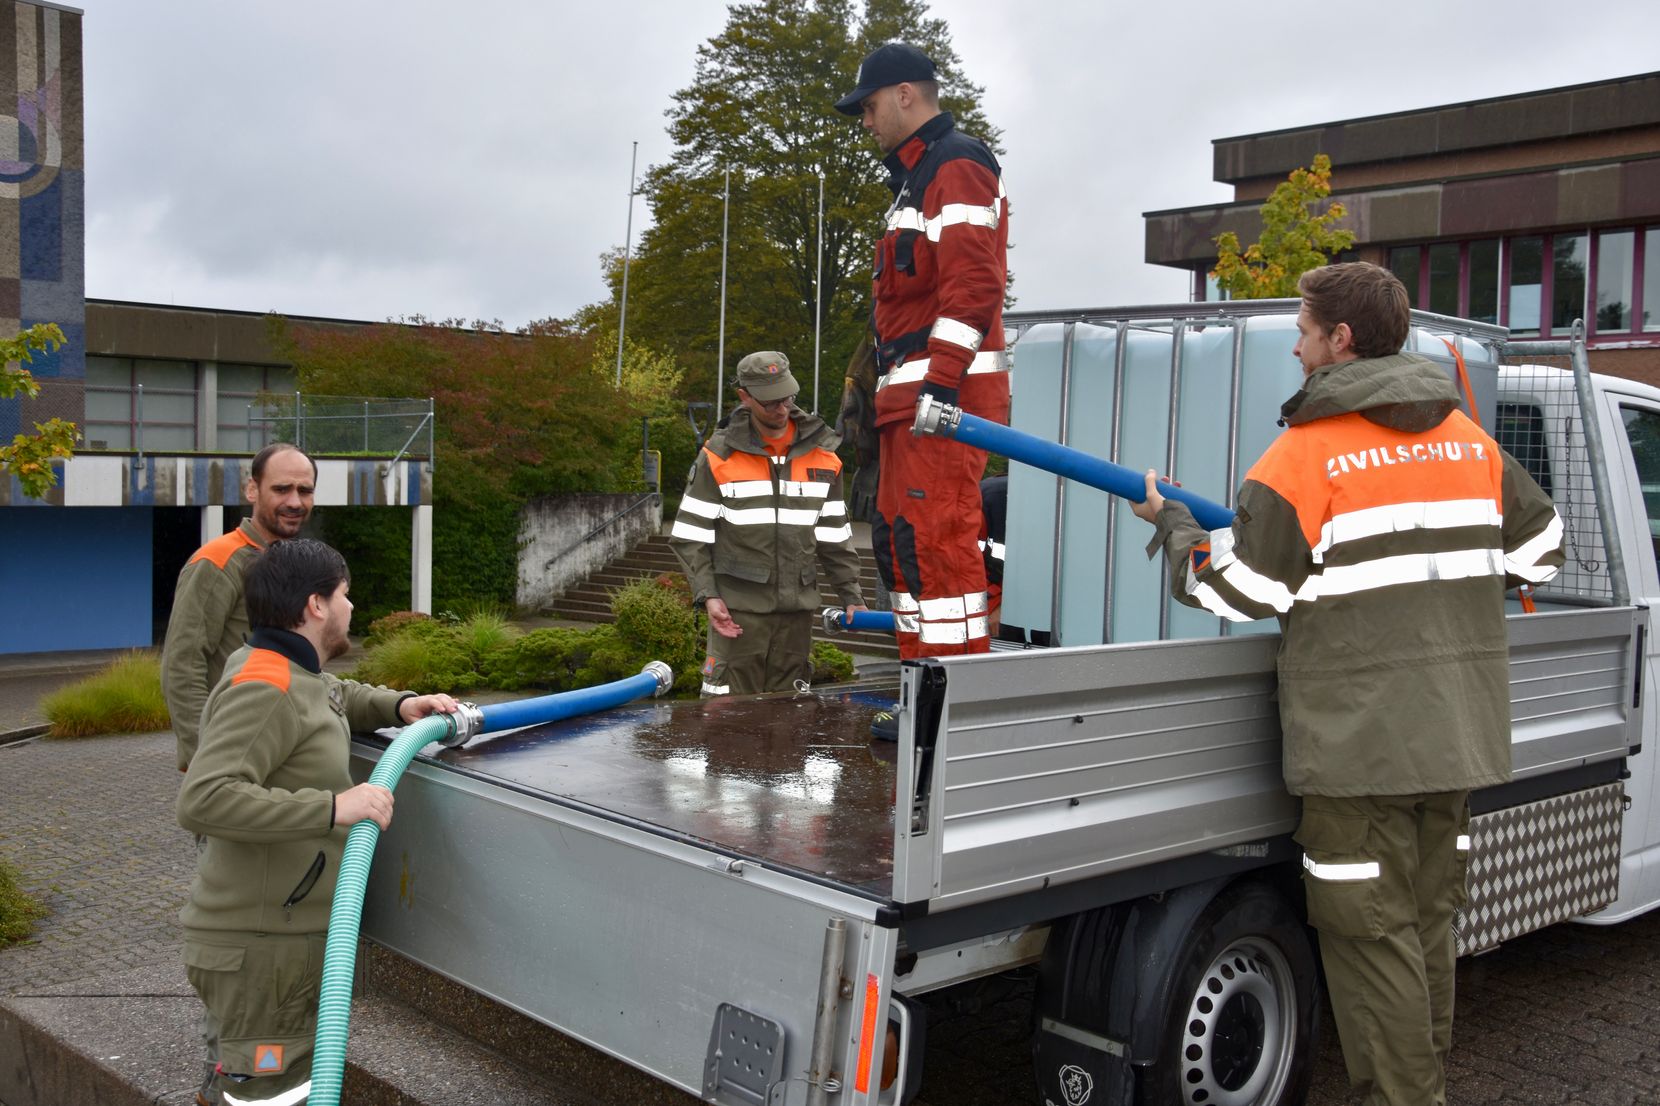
517,493,661,611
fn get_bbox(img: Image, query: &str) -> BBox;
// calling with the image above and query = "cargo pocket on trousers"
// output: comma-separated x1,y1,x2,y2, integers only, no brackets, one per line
184,938,246,1033
1294,808,1386,940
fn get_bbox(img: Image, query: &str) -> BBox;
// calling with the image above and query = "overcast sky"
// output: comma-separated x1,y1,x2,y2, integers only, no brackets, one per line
82,1,1660,329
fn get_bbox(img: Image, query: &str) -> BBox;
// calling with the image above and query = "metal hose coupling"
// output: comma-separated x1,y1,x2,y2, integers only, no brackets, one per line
641,660,674,696
435,702,486,748
911,393,963,438
822,606,849,635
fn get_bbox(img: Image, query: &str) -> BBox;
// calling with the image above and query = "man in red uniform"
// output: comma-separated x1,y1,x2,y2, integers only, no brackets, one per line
836,42,1010,659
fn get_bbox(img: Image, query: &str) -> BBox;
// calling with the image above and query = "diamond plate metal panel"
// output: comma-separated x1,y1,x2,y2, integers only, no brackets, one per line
1457,783,1624,955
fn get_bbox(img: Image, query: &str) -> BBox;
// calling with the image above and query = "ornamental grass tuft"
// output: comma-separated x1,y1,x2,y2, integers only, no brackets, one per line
41,651,171,738
0,854,47,947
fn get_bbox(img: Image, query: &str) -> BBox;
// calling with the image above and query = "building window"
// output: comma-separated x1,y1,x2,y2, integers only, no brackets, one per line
84,356,197,451
1427,243,1460,316
1509,236,1544,336
1552,234,1588,333
217,363,297,452
1389,246,1421,308
1469,239,1501,324
1646,228,1659,333
1596,230,1634,333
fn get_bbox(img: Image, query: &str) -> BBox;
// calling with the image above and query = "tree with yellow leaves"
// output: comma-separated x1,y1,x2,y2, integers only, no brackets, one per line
1212,155,1355,300
0,323,78,499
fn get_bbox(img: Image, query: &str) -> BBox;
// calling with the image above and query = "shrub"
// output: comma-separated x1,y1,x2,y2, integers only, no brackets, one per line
459,610,518,666
365,610,434,648
351,630,476,694
0,854,46,947
809,640,856,684
480,627,587,691
610,577,703,695
42,651,171,738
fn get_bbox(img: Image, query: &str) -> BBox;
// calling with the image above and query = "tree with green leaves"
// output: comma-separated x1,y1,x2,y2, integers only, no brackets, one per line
0,323,77,499
593,0,1000,415
1212,154,1355,300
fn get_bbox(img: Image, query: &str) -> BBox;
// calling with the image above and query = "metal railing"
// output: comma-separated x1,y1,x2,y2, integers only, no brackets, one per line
541,492,662,573
249,393,435,459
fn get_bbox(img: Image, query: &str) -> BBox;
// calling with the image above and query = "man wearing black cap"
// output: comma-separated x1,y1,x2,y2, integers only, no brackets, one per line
669,351,867,695
835,42,1010,660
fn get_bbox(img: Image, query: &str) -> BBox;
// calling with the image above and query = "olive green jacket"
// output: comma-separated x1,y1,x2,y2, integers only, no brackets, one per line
1149,353,1564,796
669,407,864,614
178,629,410,936
162,518,266,772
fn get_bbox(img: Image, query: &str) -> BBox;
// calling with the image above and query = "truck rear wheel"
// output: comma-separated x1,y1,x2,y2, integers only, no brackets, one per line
1136,880,1318,1106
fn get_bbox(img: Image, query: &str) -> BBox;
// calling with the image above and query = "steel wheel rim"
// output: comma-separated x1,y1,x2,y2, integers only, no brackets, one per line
1178,938,1297,1106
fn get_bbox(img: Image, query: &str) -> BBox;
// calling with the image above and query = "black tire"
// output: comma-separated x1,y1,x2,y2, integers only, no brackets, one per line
1135,879,1319,1106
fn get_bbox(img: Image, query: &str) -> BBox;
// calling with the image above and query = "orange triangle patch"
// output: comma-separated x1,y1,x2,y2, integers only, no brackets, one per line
254,1043,285,1073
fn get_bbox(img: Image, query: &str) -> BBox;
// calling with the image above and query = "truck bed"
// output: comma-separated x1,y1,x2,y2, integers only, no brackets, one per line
412,682,904,895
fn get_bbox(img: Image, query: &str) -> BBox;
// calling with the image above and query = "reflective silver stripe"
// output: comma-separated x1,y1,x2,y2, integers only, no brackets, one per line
1505,513,1564,582
1456,834,1471,851
679,494,721,520
819,499,847,519
223,1081,314,1106
1301,855,1380,881
718,479,775,499
721,507,821,527
876,350,1010,390
920,596,967,620
1312,499,1503,563
895,612,921,634
885,195,1003,242
967,615,990,639
891,592,920,614
931,317,984,353
1185,576,1260,623
1205,523,1298,610
919,621,969,644
670,520,716,543
815,524,853,543
981,539,1006,561
700,681,730,696
780,480,832,498
1300,548,1505,600
965,591,989,615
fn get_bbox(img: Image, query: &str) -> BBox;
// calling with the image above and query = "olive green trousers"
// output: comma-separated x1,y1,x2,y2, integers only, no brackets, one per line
1295,791,1471,1106
701,609,814,695
184,929,324,1103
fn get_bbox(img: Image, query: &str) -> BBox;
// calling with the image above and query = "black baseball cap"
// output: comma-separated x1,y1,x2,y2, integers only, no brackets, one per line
834,43,937,116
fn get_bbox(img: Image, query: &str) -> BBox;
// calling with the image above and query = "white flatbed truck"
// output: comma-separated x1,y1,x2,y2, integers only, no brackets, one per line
351,302,1660,1106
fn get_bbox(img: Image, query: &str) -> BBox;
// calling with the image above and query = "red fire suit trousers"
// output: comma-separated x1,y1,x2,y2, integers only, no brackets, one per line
874,422,992,658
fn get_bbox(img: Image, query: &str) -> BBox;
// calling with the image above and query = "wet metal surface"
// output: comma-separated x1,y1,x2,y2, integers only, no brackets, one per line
427,683,902,895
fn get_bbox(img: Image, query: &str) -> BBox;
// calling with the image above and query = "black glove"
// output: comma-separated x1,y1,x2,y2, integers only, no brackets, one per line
918,381,959,410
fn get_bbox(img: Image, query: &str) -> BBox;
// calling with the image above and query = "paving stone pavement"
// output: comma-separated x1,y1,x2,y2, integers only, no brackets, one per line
5,728,1660,1104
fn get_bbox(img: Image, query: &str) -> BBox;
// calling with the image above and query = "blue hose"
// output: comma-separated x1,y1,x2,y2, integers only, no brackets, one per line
922,404,1238,532
309,663,672,1106
840,609,896,632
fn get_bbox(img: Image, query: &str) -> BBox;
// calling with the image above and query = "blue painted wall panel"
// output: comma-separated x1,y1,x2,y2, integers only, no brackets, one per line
0,507,153,653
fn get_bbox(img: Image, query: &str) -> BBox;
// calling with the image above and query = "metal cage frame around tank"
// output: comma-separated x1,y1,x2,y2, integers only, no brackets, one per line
999,300,1512,646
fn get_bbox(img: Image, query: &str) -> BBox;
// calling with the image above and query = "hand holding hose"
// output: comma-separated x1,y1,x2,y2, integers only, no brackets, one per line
1131,470,1182,524
335,783,394,831
398,693,460,724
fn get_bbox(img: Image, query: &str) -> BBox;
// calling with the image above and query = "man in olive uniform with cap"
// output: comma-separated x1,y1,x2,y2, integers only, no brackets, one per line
669,351,866,695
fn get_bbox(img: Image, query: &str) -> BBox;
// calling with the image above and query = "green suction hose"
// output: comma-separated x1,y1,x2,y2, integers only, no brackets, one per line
309,711,453,1106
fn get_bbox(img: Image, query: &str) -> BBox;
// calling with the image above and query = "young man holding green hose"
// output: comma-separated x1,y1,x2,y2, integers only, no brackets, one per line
177,539,456,1105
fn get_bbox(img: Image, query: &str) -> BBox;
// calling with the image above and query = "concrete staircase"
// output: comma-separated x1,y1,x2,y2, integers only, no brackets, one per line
544,531,898,661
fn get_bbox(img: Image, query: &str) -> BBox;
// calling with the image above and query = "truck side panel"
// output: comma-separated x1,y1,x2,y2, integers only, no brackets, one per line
897,605,1643,917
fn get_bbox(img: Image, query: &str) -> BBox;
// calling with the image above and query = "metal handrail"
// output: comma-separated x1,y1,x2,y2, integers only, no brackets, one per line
542,492,662,572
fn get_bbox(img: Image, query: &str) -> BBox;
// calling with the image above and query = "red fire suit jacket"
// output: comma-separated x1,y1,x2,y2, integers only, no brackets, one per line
871,111,1010,429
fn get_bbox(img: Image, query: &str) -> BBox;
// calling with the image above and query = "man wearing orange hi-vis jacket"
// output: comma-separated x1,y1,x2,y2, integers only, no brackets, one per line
836,41,1010,659
1134,262,1564,1105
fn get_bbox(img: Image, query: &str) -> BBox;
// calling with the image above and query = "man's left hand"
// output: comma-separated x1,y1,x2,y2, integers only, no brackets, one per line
918,381,959,412
399,694,461,724
1130,469,1173,524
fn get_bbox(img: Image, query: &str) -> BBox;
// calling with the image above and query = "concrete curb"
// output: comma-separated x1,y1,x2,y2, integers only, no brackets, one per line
0,725,47,748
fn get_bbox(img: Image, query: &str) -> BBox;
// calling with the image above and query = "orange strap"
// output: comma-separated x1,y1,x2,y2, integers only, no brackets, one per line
1439,338,1481,431
1438,338,1539,612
